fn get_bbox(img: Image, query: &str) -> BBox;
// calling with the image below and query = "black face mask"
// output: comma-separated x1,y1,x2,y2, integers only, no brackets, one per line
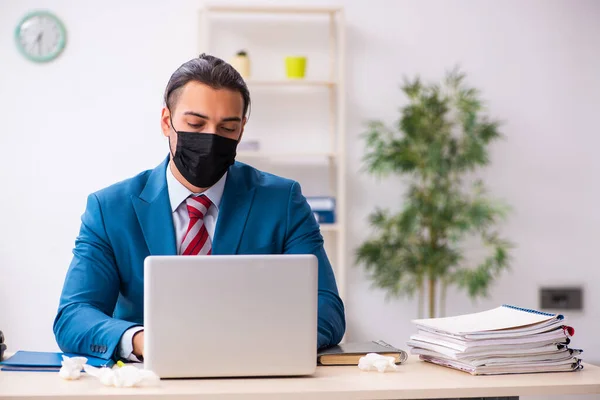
169,119,238,188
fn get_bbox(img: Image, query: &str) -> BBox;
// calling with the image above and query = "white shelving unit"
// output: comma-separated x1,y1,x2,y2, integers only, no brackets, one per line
199,5,347,301
236,151,336,159
245,80,336,87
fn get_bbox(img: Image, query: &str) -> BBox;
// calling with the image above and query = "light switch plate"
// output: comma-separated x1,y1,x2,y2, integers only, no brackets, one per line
540,287,583,310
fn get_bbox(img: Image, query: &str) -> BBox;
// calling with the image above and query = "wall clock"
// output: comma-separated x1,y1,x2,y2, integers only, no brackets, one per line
15,11,67,63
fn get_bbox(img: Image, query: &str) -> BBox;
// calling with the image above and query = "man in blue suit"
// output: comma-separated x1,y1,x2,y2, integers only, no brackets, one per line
53,54,345,361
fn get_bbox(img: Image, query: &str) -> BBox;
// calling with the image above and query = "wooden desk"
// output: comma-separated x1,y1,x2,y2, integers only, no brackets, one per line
1,356,599,399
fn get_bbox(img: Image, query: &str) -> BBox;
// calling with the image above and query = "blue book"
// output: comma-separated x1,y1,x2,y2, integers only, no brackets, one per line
0,351,114,372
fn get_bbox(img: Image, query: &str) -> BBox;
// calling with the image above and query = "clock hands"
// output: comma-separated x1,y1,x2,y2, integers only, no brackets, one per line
35,31,43,56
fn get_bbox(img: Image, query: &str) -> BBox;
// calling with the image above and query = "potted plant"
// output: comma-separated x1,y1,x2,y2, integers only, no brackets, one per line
356,69,512,318
230,50,250,79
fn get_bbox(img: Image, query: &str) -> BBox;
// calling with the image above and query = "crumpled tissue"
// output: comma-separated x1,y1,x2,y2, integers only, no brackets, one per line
358,353,398,373
59,356,159,387
83,364,160,388
59,355,88,380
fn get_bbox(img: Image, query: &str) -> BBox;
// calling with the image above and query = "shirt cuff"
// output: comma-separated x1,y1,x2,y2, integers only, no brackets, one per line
118,326,144,362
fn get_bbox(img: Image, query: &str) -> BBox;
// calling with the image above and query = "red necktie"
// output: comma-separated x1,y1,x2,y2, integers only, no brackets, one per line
181,195,212,256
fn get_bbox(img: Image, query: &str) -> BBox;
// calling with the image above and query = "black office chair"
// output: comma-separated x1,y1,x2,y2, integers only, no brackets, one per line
0,330,5,361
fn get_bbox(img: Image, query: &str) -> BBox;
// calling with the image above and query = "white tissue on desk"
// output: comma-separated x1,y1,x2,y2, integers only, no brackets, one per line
59,355,88,380
358,353,398,372
83,364,160,388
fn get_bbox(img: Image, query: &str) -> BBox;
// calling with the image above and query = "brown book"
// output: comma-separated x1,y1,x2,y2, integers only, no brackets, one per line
317,340,408,366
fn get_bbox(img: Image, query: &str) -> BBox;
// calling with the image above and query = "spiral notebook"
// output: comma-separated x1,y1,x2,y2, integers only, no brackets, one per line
408,305,583,375
412,304,565,336
317,340,408,366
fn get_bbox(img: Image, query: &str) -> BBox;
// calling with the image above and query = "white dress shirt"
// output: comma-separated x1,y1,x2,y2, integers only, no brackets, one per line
118,163,227,361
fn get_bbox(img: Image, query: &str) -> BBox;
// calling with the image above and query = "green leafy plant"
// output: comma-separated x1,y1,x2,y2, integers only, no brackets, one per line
356,69,512,318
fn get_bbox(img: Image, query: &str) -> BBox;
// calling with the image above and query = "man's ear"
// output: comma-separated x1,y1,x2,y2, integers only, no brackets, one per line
161,107,172,138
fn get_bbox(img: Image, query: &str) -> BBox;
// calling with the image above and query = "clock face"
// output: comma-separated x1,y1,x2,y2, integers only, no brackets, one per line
15,11,66,63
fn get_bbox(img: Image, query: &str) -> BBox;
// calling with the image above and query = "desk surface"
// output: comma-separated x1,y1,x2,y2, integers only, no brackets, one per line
1,356,599,399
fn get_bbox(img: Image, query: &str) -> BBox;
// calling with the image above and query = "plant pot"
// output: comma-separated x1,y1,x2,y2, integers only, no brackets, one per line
285,56,307,79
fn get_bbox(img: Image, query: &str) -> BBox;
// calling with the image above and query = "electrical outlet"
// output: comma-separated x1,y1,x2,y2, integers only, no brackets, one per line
540,287,583,310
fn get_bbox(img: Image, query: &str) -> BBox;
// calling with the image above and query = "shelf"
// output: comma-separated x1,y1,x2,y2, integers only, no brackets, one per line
204,6,342,15
245,80,336,88
319,224,339,233
237,151,336,160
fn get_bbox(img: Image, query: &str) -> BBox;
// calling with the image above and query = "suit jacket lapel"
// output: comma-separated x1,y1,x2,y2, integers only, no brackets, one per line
213,162,256,255
132,156,177,256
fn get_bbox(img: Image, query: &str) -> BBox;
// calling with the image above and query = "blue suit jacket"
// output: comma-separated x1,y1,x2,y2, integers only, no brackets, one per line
53,157,345,360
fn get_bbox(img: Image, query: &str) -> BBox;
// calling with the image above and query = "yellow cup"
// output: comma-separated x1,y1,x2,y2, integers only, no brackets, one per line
285,56,307,79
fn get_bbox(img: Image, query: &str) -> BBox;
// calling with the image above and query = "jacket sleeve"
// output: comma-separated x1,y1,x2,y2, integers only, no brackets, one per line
283,182,346,349
53,194,139,360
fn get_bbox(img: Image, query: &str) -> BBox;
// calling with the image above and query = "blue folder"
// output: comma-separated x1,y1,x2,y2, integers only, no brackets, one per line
0,351,114,372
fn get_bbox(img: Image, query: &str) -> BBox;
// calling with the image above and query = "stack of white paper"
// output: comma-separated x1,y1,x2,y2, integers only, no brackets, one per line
407,305,583,375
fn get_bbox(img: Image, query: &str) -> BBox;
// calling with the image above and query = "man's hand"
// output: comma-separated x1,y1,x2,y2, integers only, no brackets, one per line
132,330,144,359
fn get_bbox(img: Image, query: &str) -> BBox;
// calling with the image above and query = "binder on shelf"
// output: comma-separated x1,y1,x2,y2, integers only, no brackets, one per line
307,197,335,224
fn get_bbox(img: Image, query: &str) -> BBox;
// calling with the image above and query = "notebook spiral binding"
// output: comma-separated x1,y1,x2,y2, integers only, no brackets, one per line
502,304,562,318
372,340,397,349
372,340,408,363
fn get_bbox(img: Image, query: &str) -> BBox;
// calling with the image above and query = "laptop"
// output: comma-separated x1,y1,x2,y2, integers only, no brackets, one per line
143,254,318,378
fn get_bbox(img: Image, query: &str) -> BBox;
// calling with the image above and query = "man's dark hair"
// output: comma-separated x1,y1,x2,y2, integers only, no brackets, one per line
164,54,250,117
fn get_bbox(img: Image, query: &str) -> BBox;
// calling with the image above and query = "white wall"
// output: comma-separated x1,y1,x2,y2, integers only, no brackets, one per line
2,0,599,398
